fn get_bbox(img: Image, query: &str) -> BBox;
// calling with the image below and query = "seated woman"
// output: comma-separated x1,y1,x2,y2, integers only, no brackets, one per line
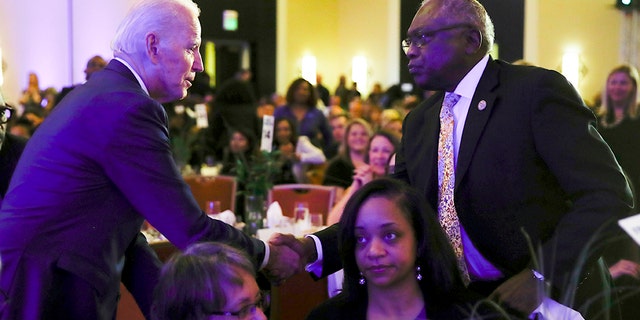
151,242,267,320
307,178,477,320
327,130,399,225
323,118,372,201
272,117,326,184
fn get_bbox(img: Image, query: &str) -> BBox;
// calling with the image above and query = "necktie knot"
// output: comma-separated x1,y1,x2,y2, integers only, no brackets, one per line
443,92,461,110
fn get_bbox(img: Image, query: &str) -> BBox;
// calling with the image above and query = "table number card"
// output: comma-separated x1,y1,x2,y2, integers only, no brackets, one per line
619,213,640,246
260,115,275,152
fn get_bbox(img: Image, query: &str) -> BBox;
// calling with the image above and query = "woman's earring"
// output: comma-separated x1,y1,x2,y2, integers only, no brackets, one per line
359,272,366,285
416,266,423,281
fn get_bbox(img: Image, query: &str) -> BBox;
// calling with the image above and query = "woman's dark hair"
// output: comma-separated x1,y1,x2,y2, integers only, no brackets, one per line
150,242,256,320
273,117,299,148
229,126,257,156
285,78,318,107
363,130,400,164
338,178,464,310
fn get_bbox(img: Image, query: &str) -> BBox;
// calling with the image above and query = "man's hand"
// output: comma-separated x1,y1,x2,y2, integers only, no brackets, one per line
488,269,545,316
269,233,318,267
263,236,301,286
609,259,640,279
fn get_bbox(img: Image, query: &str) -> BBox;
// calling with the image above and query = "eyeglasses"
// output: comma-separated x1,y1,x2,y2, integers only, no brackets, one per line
402,24,474,54
209,292,268,319
1,105,14,124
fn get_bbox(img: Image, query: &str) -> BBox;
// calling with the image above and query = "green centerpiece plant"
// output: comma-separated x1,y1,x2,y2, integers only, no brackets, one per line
234,150,280,236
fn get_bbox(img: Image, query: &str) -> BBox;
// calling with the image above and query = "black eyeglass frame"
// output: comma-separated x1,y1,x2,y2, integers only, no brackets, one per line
1,104,14,124
208,292,268,319
401,23,475,54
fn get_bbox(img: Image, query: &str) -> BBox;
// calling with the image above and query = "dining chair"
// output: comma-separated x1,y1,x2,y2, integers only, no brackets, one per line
267,184,336,225
183,175,237,213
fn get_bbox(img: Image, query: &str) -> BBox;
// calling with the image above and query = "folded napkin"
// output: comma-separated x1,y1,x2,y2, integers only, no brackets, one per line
209,209,236,226
266,201,285,228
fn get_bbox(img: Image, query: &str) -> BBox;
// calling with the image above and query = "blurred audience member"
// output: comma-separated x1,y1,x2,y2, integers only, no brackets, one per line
220,127,258,176
315,74,331,107
7,118,33,139
596,65,640,201
56,55,109,105
327,130,399,225
18,72,43,114
367,82,385,106
348,98,364,119
335,75,349,110
274,78,333,153
323,118,372,201
272,117,326,184
380,108,403,140
1,96,27,206
593,64,640,319
202,79,260,165
151,242,267,320
307,178,475,319
325,113,349,159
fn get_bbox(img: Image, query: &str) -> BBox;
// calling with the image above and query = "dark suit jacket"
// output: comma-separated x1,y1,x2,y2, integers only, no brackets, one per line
0,60,265,319
317,58,633,296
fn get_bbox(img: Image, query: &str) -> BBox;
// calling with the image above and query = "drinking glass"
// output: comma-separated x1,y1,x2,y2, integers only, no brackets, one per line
310,213,323,228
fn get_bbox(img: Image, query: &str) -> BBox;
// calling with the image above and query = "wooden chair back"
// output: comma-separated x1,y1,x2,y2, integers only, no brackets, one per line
183,175,237,212
268,184,336,225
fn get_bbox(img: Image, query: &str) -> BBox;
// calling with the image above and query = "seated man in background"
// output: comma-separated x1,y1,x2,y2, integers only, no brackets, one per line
55,55,109,106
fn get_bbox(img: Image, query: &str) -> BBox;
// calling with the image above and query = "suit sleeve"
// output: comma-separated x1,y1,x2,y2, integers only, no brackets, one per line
529,71,633,286
313,224,342,278
121,233,162,319
102,99,265,268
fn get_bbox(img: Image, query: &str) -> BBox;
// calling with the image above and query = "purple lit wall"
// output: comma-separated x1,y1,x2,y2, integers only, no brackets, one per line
0,0,135,107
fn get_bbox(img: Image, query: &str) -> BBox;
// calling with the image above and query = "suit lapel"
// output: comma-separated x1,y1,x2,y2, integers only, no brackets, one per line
416,93,443,205
456,58,500,188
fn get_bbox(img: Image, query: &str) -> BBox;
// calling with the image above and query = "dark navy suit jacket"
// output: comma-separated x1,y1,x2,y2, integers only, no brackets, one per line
0,60,265,318
316,58,633,297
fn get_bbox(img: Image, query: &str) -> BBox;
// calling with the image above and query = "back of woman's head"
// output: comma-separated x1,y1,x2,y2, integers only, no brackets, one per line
337,178,463,303
151,242,255,320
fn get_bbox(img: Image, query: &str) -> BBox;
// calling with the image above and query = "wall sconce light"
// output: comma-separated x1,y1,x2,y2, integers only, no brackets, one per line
561,48,582,90
0,47,3,87
301,55,317,85
352,55,367,91
223,10,239,31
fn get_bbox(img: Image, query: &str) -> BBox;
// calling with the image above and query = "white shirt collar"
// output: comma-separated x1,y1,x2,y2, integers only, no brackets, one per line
452,54,489,99
113,57,150,96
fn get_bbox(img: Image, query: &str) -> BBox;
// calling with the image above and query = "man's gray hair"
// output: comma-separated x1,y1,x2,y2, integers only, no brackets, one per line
111,0,200,55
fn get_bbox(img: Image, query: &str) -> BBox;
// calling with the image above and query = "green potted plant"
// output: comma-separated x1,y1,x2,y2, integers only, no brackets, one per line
234,150,281,235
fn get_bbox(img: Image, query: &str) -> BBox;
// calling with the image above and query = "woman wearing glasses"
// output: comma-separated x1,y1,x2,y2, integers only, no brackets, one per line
151,242,267,320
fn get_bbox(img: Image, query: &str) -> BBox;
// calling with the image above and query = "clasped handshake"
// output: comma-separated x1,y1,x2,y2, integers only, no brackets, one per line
262,233,318,285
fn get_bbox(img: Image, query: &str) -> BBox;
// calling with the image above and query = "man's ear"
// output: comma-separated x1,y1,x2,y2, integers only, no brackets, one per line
146,33,160,63
465,28,483,54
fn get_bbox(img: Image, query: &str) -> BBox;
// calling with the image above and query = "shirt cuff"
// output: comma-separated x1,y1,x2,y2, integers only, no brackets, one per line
259,239,270,270
304,234,323,277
